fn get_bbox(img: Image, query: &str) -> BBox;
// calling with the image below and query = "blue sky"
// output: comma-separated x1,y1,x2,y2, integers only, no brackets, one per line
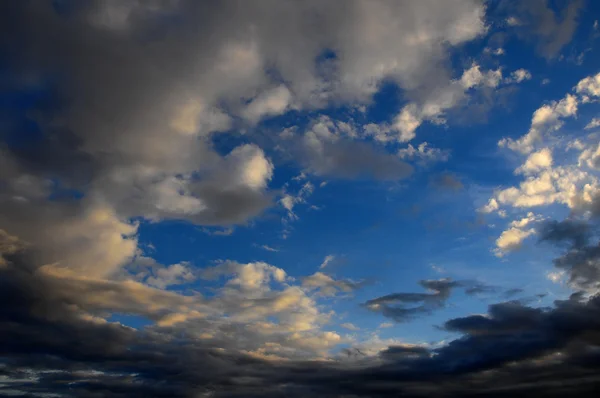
2,1,600,396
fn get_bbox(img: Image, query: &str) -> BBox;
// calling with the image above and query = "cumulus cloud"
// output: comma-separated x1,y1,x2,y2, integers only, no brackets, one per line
397,142,450,165
516,148,553,175
494,213,543,256
504,68,532,84
499,94,578,154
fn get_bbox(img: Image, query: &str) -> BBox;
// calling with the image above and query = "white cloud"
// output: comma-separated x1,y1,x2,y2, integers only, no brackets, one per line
227,145,274,190
393,105,421,143
499,94,578,154
259,245,280,252
242,85,293,123
146,262,195,289
397,142,450,165
319,255,336,269
516,148,553,175
504,69,532,84
460,63,502,89
575,72,600,98
302,272,362,297
578,143,600,170
494,225,536,256
506,16,522,26
341,323,360,331
547,271,566,284
585,118,600,129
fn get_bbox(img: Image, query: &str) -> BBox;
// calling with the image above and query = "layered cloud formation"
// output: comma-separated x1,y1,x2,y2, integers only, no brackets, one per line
1,0,600,397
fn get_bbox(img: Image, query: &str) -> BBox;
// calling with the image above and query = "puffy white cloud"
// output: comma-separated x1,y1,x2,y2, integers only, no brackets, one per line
495,227,535,256
394,105,422,142
578,143,600,170
494,212,544,256
460,63,503,89
226,144,274,190
516,148,553,175
499,94,578,154
575,72,600,98
504,69,532,84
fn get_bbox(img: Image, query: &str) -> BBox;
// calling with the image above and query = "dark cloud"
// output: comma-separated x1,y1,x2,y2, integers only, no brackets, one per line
503,287,525,298
511,0,585,59
430,172,464,191
2,243,600,397
363,279,496,322
539,219,591,248
539,218,600,291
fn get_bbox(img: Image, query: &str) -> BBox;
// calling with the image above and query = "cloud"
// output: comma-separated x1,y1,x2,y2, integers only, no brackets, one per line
504,68,532,84
242,85,293,124
363,279,488,322
494,212,544,256
516,148,553,175
144,262,195,289
430,173,464,191
499,94,578,154
304,138,414,181
259,245,280,253
585,118,600,129
4,229,600,397
511,0,584,59
340,323,360,331
302,272,364,297
397,142,450,165
578,143,600,170
538,218,600,292
319,255,336,269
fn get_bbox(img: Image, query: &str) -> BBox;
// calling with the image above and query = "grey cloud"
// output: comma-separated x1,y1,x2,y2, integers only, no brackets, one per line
305,139,414,181
430,173,464,191
0,0,484,229
365,279,500,322
364,279,460,322
539,218,600,291
511,0,584,59
3,244,600,397
538,219,591,248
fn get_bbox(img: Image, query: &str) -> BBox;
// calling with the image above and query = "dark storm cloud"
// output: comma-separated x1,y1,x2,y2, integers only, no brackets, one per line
2,242,600,397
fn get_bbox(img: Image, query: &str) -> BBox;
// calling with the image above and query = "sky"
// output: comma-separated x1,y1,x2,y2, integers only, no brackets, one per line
1,0,600,397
